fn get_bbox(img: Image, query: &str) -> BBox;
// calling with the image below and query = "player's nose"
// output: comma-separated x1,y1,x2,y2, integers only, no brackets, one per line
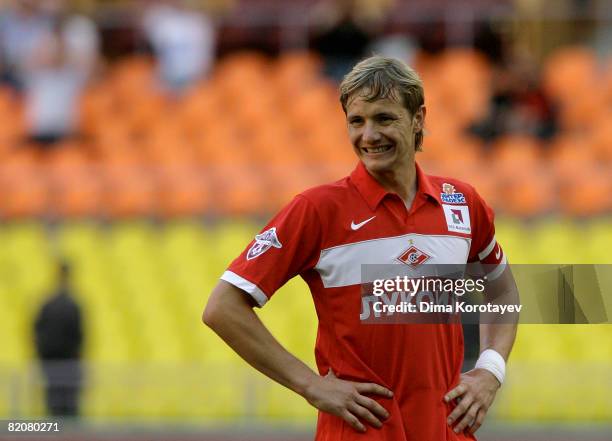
362,121,382,145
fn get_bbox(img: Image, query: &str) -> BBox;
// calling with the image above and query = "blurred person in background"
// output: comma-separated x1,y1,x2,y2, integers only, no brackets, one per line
47,0,100,78
141,0,216,93
34,260,83,417
469,20,558,143
21,4,98,147
0,0,53,90
205,56,518,440
310,0,394,82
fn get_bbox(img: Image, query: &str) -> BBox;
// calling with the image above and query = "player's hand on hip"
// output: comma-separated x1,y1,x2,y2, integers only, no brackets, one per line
444,368,500,434
304,368,393,433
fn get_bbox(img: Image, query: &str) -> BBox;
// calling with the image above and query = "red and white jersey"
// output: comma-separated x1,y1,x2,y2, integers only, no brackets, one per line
222,162,505,441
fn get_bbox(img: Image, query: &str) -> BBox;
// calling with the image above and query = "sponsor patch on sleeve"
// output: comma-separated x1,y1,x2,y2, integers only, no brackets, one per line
246,227,282,260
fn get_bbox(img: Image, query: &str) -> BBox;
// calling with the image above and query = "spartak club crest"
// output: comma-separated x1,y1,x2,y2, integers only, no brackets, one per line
397,245,430,267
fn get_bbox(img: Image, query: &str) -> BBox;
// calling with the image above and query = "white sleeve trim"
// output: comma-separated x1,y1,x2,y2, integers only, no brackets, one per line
485,254,507,281
478,236,497,261
220,271,269,307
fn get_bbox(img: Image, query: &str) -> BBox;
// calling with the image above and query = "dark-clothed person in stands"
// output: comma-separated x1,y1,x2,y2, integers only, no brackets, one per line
34,261,83,417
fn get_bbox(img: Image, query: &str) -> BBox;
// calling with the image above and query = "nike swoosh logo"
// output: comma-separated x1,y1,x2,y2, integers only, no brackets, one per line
351,216,376,230
495,247,501,260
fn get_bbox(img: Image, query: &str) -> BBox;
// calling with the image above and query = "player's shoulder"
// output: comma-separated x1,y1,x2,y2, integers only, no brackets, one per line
425,173,484,206
298,176,353,206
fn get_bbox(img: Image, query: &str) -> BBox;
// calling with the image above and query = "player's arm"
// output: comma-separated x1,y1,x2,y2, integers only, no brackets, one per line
479,265,519,360
445,265,519,434
203,280,393,433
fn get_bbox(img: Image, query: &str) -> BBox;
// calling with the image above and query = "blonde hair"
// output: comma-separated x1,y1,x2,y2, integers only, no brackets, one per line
339,56,425,150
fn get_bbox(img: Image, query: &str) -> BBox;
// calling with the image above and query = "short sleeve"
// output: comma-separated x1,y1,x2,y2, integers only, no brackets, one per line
468,188,507,280
221,195,322,307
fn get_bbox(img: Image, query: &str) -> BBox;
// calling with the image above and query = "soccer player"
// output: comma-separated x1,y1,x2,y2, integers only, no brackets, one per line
203,56,519,440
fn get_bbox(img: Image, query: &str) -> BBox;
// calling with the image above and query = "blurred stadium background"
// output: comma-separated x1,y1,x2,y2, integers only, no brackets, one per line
0,0,611,440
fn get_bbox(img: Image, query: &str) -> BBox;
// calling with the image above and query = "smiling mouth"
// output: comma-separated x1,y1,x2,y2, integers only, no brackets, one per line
362,145,393,154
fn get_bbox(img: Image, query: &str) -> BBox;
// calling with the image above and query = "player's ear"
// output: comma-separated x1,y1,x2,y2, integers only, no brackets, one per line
413,105,426,132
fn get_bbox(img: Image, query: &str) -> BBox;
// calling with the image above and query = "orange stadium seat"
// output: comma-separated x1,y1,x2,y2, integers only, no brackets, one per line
288,82,339,139
233,92,279,129
91,119,135,157
175,84,219,137
213,51,269,80
140,118,197,165
274,51,323,99
489,136,542,179
101,165,157,218
124,94,169,135
212,52,270,103
418,130,483,172
108,56,157,100
557,88,607,131
0,150,48,218
548,134,598,181
542,46,599,104
54,170,102,218
413,50,438,79
422,49,492,126
211,166,268,216
264,165,323,210
145,140,197,166
605,56,612,105
498,170,556,217
590,111,612,161
306,127,355,168
460,170,499,209
156,166,212,217
250,126,304,167
79,83,117,135
558,167,612,217
98,145,144,169
44,143,103,217
197,123,254,167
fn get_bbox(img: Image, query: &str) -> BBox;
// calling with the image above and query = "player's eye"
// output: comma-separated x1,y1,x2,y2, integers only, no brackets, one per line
377,115,395,124
349,117,363,126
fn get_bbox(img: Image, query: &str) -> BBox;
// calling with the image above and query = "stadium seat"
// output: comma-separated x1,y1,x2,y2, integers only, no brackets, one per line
558,168,612,217
275,51,323,99
425,48,492,127
102,165,157,218
498,170,556,217
590,112,612,161
45,146,102,218
0,152,49,219
156,166,212,217
542,46,599,104
548,134,599,181
108,56,157,102
489,136,542,178
557,90,607,131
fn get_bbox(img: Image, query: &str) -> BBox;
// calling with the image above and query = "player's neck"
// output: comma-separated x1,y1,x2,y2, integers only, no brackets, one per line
371,164,417,207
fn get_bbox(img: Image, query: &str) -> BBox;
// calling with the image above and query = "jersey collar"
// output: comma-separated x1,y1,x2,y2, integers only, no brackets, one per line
350,161,440,210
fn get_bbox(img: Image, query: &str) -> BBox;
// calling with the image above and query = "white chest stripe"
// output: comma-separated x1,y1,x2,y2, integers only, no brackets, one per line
314,234,471,288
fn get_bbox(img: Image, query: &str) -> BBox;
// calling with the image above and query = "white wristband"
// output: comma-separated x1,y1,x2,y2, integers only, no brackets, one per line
475,349,505,385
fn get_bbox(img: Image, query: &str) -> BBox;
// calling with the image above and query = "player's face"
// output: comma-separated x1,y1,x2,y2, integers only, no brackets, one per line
346,93,425,175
